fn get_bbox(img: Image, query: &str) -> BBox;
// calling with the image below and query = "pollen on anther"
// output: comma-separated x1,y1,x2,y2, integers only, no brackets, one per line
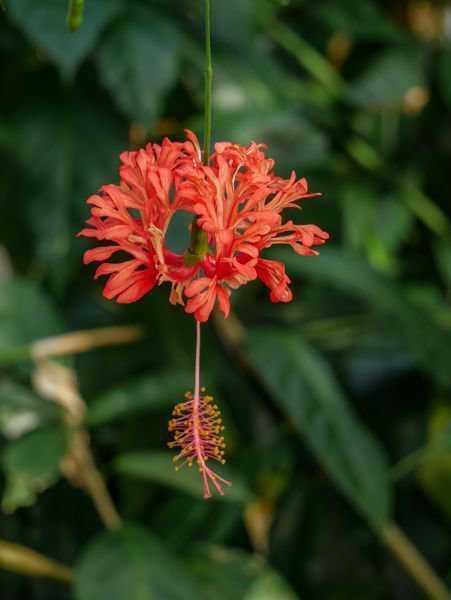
168,388,231,497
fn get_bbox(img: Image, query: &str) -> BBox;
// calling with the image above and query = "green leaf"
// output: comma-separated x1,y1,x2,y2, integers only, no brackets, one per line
95,5,182,125
1,423,68,512
212,110,328,170
187,546,298,600
342,186,413,272
7,0,122,79
0,278,64,359
13,101,126,289
86,371,193,427
280,248,451,386
347,48,426,110
247,329,392,526
115,451,253,504
0,379,59,438
75,524,200,600
343,187,412,254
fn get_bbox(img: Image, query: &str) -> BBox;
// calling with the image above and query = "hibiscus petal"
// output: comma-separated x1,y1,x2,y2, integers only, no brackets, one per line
195,289,216,322
185,277,211,298
94,260,136,280
116,274,156,303
83,246,121,264
216,286,230,318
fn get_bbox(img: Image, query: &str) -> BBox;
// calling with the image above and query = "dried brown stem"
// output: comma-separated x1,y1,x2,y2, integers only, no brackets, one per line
0,539,73,584
380,524,451,600
31,325,143,360
32,359,122,531
63,430,122,530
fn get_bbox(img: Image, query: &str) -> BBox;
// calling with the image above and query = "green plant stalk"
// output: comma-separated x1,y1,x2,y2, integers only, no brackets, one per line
400,180,450,237
0,539,73,584
66,0,85,32
390,430,451,481
185,0,212,264
347,137,383,171
380,523,451,600
203,0,212,163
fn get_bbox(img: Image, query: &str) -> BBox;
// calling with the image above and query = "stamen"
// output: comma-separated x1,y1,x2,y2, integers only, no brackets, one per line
169,320,231,499
168,389,231,498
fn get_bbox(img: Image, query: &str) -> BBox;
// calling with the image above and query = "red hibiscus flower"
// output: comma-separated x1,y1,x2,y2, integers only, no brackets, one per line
78,130,329,321
79,130,329,499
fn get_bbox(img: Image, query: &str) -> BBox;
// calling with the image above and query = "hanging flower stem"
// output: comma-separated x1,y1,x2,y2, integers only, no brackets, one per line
168,322,231,498
193,321,231,497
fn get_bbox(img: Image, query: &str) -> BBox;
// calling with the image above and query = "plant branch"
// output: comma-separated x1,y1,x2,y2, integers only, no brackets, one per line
31,325,143,360
380,523,451,600
0,539,73,584
0,326,143,367
32,360,122,531
64,430,122,530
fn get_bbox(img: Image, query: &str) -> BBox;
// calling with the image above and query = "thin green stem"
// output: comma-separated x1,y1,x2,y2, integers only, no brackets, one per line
185,0,212,264
66,0,85,32
203,0,213,163
390,430,451,481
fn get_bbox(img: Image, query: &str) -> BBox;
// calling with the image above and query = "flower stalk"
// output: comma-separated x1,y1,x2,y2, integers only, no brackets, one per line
168,321,231,498
203,0,213,163
184,0,213,266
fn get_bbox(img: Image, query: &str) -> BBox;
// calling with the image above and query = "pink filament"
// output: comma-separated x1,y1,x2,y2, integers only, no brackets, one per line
169,321,231,499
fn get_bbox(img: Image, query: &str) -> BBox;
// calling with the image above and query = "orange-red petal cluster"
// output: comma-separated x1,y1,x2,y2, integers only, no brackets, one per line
78,130,329,321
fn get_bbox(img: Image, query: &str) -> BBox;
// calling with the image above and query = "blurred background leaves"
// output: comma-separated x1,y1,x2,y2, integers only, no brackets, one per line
1,0,451,598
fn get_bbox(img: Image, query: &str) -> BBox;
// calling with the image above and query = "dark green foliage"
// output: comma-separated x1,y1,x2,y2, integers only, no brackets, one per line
1,1,451,598
75,524,201,600
247,328,391,526
95,4,183,125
